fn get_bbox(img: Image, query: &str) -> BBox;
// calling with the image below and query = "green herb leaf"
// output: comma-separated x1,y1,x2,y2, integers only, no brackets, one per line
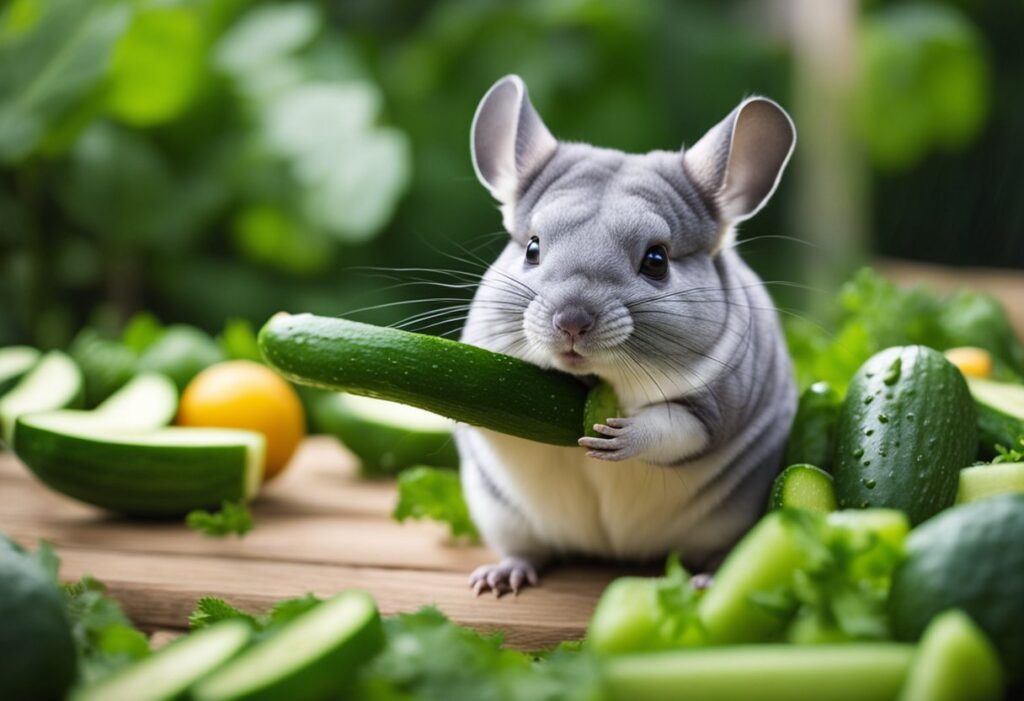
122,312,165,354
992,437,1024,464
186,500,254,538
393,466,478,540
188,596,259,630
62,575,149,684
218,317,263,362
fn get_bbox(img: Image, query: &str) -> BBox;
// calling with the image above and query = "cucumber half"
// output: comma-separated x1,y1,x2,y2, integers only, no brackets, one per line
957,462,1024,503
898,609,1003,701
71,620,252,701
192,590,384,701
967,378,1024,453
0,350,83,446
769,464,837,513
0,346,40,396
310,392,457,476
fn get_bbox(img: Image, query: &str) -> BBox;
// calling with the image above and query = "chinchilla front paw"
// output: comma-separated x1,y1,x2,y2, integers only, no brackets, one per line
578,417,645,461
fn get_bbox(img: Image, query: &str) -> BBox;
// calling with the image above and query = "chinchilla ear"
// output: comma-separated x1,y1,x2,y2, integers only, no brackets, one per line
683,97,795,248
471,75,557,206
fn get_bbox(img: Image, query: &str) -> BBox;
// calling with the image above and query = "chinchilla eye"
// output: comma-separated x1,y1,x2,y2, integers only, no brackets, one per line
525,236,540,264
639,245,668,279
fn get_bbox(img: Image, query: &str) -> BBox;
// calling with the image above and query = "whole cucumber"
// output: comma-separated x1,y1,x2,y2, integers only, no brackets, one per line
783,381,841,471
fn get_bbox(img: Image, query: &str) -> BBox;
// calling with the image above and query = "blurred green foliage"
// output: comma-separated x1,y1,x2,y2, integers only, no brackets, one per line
0,0,1014,348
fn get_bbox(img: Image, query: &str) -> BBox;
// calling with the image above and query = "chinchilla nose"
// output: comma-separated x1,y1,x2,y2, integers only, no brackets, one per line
553,308,595,339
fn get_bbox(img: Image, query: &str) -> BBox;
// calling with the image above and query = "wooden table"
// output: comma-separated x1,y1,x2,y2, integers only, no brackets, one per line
0,437,624,649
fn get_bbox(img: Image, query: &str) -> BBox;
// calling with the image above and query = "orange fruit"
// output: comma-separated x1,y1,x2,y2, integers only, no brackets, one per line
177,360,305,481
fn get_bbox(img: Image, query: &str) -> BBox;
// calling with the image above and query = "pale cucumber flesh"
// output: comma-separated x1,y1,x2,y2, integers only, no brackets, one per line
898,609,1003,701
0,346,39,387
968,378,1024,419
0,350,82,444
92,373,178,429
339,393,453,432
957,463,1024,503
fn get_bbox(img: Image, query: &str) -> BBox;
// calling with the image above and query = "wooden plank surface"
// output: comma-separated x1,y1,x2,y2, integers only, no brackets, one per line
0,437,626,649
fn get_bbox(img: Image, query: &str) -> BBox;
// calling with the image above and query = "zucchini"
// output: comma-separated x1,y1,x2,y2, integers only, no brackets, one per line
966,378,1024,454
783,382,841,470
192,590,384,701
309,392,457,476
0,350,83,446
833,346,977,525
603,644,914,701
71,620,252,701
957,462,1024,503
898,609,1003,701
259,313,590,446
0,346,40,397
768,464,837,513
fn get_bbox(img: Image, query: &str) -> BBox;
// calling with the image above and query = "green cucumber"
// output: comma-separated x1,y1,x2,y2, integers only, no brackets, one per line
309,392,457,476
966,378,1024,454
833,346,977,525
14,412,264,516
583,380,620,437
603,644,914,701
768,464,837,513
889,494,1024,681
192,590,384,701
784,381,841,470
137,325,224,391
957,462,1024,503
0,350,84,446
90,373,179,430
0,346,40,396
71,620,252,701
898,609,1003,701
259,313,590,446
69,328,139,407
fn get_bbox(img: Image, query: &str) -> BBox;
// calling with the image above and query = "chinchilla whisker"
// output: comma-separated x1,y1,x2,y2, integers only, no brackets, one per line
724,234,817,252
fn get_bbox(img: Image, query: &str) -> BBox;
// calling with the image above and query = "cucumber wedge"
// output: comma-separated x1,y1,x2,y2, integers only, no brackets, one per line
967,378,1024,453
192,590,384,701
71,620,252,701
309,392,457,476
769,464,837,513
898,609,1003,701
604,644,915,701
259,313,589,446
957,462,1024,503
14,412,264,516
0,350,83,445
0,346,40,396
91,373,178,430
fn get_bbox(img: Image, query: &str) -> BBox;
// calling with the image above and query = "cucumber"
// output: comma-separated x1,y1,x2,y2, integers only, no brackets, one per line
768,464,837,513
889,494,1024,681
91,373,179,430
957,462,1024,503
259,313,590,446
583,380,620,437
192,590,384,701
0,346,40,396
137,325,224,391
309,392,458,476
69,328,138,407
783,382,841,470
966,378,1024,454
897,609,1003,701
0,350,84,446
14,412,264,516
833,346,977,525
603,644,914,701
71,620,252,701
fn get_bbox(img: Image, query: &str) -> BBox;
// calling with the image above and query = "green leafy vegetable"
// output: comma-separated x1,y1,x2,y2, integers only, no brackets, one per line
218,317,263,362
188,594,323,637
992,437,1024,464
121,312,165,354
393,466,478,540
186,500,254,538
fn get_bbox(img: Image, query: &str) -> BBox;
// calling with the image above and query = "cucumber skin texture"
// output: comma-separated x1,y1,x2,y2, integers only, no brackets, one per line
889,494,1024,682
13,421,250,516
833,346,977,526
259,313,589,446
769,464,836,513
975,401,1024,455
784,382,841,471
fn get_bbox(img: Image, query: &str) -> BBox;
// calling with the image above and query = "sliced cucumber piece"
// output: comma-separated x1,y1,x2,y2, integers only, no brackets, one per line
309,392,457,476
967,378,1024,454
604,643,915,701
192,590,384,701
769,464,837,513
0,350,83,445
71,620,252,701
0,346,40,396
898,609,1003,701
91,373,178,430
14,412,264,516
957,462,1024,503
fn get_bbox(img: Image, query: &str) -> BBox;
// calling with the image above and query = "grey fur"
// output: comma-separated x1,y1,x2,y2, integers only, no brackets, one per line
460,75,797,591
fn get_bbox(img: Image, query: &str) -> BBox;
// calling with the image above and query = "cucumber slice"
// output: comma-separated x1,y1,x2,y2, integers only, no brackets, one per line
0,346,40,396
967,378,1024,453
71,620,252,701
604,643,915,701
309,392,457,476
898,609,1003,701
91,373,178,430
0,350,83,445
192,590,384,701
259,313,590,446
957,462,1024,503
14,412,264,516
769,464,837,513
